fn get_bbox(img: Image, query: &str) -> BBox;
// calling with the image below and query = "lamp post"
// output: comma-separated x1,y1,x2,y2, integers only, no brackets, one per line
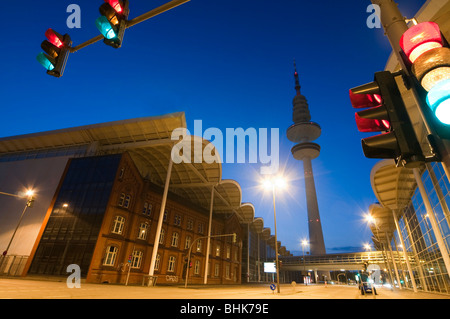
2,189,35,257
262,176,286,294
0,189,35,272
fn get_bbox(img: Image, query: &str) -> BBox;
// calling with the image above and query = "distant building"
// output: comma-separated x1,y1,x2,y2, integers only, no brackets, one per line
0,113,291,285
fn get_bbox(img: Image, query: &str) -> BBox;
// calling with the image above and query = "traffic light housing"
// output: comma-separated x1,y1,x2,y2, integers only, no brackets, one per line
350,71,424,167
36,29,72,77
95,0,130,48
399,21,450,129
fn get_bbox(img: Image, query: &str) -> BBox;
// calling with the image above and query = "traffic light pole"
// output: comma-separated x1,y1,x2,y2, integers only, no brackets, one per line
70,0,190,53
371,0,450,179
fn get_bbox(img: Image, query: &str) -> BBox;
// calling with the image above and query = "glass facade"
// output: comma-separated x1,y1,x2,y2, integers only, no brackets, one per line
28,154,121,277
388,162,450,294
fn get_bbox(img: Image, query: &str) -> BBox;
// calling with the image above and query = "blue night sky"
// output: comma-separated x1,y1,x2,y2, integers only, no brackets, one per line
2,0,425,254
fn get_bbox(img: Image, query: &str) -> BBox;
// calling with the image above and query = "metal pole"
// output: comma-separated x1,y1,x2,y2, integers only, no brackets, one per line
392,210,418,292
413,168,450,276
203,185,215,284
387,234,402,290
70,0,190,53
148,156,173,282
272,185,280,293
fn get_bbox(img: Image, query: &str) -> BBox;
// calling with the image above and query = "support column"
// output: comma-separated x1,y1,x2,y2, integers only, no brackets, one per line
402,208,428,292
413,168,450,276
392,210,418,292
204,185,215,284
148,156,173,280
387,235,402,289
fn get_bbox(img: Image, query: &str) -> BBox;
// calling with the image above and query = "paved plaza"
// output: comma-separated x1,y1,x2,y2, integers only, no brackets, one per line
0,277,448,299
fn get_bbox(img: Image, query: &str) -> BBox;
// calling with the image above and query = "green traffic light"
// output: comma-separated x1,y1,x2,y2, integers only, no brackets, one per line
95,16,117,39
36,52,55,71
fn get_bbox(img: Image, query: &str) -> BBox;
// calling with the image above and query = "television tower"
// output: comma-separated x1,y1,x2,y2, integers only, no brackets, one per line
286,62,326,255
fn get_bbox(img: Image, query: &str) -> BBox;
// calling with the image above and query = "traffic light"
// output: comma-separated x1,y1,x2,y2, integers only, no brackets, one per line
36,29,72,77
400,21,450,126
95,0,130,48
350,71,424,166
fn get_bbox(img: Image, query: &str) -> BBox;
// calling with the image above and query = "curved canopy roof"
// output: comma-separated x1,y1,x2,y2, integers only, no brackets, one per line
370,160,421,212
0,112,277,243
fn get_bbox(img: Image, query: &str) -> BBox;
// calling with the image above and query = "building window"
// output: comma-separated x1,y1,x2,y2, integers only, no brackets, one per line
167,256,176,272
185,236,192,250
187,219,194,231
119,167,125,179
118,193,125,206
159,228,165,245
143,202,149,215
163,210,168,222
124,195,131,208
138,222,149,240
131,250,143,269
225,265,230,279
215,244,221,257
226,246,231,259
194,260,200,275
197,222,204,234
174,214,182,226
155,254,161,271
196,239,202,252
112,216,125,234
214,263,220,277
103,246,118,266
171,232,179,247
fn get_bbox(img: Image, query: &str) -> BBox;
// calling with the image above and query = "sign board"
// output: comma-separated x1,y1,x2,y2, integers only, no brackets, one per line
264,262,276,273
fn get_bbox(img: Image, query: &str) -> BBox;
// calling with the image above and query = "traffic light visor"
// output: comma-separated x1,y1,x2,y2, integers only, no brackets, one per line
427,78,450,124
355,112,390,132
400,22,443,63
349,89,382,109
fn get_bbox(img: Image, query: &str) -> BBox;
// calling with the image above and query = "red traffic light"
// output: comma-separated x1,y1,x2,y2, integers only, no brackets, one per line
105,0,123,13
45,29,64,48
400,21,443,63
355,112,390,133
349,89,382,109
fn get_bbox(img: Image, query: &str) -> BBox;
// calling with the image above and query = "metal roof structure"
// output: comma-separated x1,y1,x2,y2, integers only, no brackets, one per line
0,112,289,255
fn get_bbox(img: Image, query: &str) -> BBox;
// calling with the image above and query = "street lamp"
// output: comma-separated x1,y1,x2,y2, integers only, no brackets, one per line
1,189,35,258
261,175,287,294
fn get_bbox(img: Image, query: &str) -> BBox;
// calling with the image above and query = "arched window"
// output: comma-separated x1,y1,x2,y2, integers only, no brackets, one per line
112,216,125,234
171,232,179,247
138,222,149,240
167,256,176,272
131,250,143,269
103,246,118,266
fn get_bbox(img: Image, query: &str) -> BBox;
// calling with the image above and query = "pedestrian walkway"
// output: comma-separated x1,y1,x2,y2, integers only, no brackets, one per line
0,277,449,299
